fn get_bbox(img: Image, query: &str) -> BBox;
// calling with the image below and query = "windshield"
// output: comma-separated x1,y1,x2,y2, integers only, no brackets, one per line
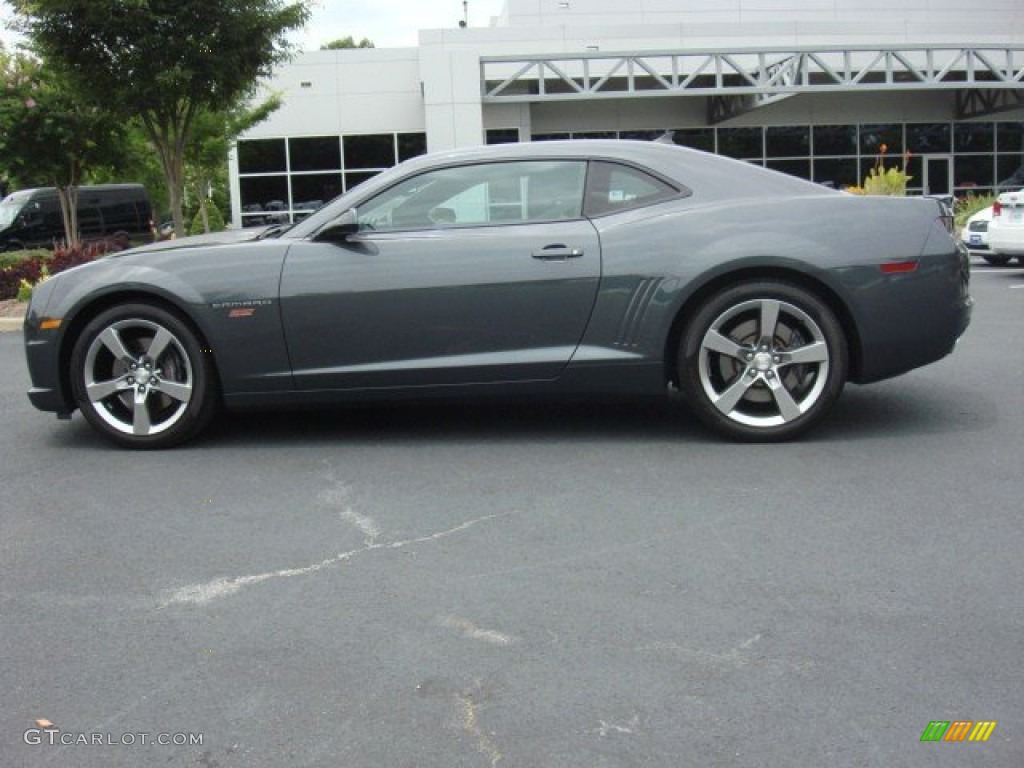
0,198,23,230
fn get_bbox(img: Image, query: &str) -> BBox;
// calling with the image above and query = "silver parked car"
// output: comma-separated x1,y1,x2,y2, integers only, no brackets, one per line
23,141,971,448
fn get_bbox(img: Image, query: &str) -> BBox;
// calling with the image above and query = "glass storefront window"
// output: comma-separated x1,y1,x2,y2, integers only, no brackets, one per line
766,126,810,158
344,134,396,170
238,139,286,174
485,128,519,145
289,137,341,172
619,130,663,141
397,132,427,162
239,176,288,210
954,123,994,154
997,154,1024,187
860,124,903,155
237,121,1024,221
813,125,857,156
906,123,951,154
673,129,715,152
902,154,921,191
996,122,1024,153
291,173,342,210
766,158,811,180
813,158,859,189
954,155,995,190
345,171,380,192
718,127,763,159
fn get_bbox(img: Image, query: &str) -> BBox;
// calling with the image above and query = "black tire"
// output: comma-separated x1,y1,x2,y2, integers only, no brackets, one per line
70,303,217,448
678,280,848,442
982,254,1012,266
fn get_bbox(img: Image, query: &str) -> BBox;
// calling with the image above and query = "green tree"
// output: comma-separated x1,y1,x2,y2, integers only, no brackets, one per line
10,0,311,237
186,95,282,234
321,36,374,49
0,49,128,247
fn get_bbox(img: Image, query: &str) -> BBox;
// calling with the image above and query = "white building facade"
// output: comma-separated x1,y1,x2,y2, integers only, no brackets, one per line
230,0,1024,227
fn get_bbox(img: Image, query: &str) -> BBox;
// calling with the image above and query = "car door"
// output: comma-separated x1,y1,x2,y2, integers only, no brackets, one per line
280,159,601,390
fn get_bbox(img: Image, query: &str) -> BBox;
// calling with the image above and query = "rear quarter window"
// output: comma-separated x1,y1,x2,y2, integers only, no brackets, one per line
585,161,683,216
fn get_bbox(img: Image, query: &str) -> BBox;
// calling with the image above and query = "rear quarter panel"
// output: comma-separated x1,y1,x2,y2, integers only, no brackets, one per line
583,193,964,383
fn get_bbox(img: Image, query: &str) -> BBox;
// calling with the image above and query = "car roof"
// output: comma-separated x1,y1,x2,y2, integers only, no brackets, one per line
399,139,680,168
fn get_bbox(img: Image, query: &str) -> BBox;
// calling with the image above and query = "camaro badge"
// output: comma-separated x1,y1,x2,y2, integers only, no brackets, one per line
211,299,274,319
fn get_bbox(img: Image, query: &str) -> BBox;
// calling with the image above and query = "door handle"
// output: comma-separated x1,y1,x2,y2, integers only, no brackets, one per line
532,244,584,260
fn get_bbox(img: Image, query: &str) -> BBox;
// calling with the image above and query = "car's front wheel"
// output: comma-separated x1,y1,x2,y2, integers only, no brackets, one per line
678,281,848,441
70,303,217,448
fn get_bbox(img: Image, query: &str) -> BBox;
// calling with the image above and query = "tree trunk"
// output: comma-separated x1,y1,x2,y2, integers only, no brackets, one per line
143,111,191,239
199,179,211,234
56,185,81,249
166,166,186,238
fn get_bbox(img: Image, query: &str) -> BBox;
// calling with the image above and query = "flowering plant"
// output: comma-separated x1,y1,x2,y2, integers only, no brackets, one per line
845,144,912,196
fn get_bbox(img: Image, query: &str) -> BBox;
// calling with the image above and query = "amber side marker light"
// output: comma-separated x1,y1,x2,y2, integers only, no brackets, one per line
880,261,919,275
39,318,62,330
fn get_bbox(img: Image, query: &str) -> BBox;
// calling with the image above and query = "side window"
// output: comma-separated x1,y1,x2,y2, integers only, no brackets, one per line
356,160,587,232
585,161,680,216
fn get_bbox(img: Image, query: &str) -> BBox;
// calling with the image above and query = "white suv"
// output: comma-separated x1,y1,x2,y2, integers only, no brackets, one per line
988,190,1024,264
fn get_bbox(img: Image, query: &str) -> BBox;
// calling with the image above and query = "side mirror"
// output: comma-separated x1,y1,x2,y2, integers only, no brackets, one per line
315,208,359,242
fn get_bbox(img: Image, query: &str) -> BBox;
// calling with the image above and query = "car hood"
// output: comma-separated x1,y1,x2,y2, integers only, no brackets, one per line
115,226,276,257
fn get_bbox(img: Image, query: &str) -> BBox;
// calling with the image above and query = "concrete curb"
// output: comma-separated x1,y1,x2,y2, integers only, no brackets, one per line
0,315,25,333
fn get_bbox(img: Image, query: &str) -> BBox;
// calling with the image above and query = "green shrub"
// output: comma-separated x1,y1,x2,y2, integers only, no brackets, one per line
16,278,35,302
0,248,51,270
954,192,997,231
863,165,911,196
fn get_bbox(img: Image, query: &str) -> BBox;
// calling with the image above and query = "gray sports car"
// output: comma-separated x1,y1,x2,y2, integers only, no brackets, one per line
23,140,971,448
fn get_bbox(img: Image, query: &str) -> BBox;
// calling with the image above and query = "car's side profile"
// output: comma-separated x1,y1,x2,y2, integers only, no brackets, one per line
23,141,972,448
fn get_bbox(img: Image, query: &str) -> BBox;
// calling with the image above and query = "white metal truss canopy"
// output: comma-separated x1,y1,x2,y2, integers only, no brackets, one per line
480,45,1024,122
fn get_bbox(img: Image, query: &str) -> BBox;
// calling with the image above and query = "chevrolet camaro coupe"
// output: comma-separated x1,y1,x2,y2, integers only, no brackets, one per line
23,140,972,448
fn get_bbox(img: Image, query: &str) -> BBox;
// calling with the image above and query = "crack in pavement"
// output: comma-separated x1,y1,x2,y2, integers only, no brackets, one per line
436,614,518,646
455,685,504,767
158,514,506,608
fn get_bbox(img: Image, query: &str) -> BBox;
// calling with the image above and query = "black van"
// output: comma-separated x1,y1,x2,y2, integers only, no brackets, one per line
0,184,152,251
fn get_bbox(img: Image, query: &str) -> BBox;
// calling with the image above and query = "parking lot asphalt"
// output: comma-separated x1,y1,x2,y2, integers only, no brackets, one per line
1,259,1022,767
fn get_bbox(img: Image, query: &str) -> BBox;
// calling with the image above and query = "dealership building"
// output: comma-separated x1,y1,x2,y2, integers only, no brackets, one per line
230,0,1024,227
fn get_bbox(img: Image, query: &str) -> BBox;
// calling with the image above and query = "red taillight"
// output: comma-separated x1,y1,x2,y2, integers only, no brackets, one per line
992,201,1002,217
880,260,919,274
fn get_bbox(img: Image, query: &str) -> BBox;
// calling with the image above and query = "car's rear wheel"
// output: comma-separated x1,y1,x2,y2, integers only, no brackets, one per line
982,254,1012,266
678,281,847,441
70,303,217,448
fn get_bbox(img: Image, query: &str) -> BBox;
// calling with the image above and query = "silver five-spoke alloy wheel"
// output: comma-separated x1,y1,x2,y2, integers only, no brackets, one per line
71,304,217,448
680,281,847,441
82,318,193,436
